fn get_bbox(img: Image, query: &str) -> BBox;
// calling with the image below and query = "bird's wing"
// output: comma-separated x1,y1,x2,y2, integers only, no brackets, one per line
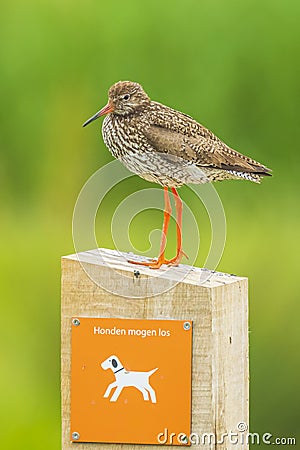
150,101,219,141
145,104,271,175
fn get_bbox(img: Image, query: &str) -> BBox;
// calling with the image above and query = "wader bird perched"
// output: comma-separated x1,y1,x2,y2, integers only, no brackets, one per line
83,81,271,269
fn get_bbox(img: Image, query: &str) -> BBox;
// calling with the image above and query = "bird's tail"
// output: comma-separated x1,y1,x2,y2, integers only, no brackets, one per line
228,169,271,183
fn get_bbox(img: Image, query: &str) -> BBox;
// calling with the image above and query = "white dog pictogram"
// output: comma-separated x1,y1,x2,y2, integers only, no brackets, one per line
101,355,158,403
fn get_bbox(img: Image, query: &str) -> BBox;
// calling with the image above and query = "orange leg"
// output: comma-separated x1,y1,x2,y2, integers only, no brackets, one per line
128,187,171,269
158,186,172,258
165,187,188,266
128,187,188,269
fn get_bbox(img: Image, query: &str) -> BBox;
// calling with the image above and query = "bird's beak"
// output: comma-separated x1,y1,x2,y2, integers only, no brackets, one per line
82,101,114,127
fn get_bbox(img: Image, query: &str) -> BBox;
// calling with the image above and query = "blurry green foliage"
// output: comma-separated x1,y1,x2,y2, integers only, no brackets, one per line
0,0,299,448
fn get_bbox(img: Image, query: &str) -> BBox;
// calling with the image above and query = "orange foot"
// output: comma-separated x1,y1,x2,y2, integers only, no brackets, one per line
128,250,188,270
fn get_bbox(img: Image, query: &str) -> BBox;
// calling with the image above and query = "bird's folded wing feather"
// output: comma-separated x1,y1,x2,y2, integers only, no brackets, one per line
145,104,271,175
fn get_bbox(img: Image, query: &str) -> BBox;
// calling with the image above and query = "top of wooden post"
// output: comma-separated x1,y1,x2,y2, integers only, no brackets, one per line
62,248,246,289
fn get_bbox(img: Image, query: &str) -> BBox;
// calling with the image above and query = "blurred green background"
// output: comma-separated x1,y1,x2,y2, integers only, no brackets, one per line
1,0,299,448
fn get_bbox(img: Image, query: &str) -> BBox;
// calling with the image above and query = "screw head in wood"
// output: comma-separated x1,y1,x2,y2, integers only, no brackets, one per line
183,321,191,330
72,318,81,327
179,433,189,444
72,431,80,440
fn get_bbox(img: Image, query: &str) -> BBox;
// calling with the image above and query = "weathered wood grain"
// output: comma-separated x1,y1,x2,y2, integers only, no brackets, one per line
61,248,248,449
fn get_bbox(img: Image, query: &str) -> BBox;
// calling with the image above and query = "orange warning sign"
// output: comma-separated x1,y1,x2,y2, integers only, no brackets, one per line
70,317,192,445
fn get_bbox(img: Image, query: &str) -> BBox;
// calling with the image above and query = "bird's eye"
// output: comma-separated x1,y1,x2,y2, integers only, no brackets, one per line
123,94,130,101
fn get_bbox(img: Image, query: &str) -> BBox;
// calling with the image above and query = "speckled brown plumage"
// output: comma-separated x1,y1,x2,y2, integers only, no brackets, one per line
84,80,271,187
83,81,272,269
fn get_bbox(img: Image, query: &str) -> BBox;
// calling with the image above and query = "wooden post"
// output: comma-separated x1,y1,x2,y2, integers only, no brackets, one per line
61,248,249,449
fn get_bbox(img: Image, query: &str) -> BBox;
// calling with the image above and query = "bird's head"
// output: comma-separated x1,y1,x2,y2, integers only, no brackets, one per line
83,81,150,127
